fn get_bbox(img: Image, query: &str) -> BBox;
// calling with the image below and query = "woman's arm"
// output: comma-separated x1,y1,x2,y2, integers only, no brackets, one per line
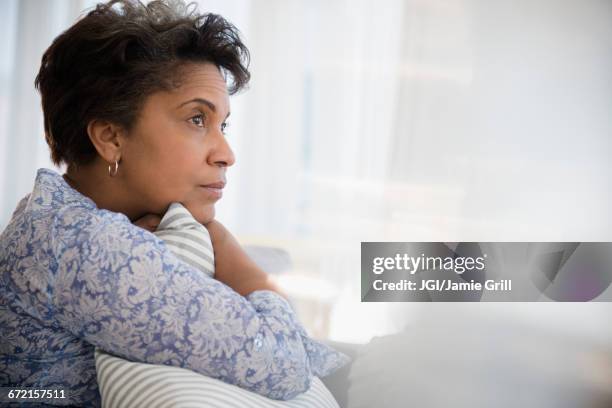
49,205,324,400
134,214,288,298
204,219,288,298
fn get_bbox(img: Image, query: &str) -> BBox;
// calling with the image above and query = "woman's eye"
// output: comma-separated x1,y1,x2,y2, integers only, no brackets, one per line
189,113,206,128
221,121,229,134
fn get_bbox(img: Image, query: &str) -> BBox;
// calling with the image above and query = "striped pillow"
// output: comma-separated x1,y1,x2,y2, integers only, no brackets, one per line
95,202,340,407
153,202,215,277
95,349,339,408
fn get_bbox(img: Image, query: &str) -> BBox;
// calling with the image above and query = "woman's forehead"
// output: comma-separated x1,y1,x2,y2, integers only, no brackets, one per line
146,63,230,114
175,63,228,93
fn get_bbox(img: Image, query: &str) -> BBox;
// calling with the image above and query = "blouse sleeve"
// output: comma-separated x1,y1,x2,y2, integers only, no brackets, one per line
49,204,347,400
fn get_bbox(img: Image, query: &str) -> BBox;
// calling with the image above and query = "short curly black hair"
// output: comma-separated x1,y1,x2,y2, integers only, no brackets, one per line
35,0,250,167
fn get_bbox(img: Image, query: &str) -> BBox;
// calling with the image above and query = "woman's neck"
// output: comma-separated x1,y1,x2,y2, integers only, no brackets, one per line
63,161,145,222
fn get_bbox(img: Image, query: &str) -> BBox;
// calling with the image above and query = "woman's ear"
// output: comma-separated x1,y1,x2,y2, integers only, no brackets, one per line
86,119,124,162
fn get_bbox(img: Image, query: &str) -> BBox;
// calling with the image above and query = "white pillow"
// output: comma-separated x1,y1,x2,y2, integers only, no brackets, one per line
95,202,341,407
95,349,340,408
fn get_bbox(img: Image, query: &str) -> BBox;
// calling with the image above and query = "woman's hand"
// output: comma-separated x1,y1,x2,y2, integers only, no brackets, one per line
205,219,288,299
133,213,162,232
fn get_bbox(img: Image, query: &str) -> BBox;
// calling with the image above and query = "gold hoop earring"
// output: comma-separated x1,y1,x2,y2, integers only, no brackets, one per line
108,160,119,177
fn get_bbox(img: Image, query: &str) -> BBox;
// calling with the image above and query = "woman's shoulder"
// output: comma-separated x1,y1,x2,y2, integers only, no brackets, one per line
2,168,158,259
3,169,112,238
3,168,97,222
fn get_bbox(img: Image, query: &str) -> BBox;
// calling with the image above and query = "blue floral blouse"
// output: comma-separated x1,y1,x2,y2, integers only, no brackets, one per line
0,169,349,406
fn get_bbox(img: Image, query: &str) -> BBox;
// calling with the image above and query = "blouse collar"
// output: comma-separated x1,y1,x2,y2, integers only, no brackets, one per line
28,168,97,212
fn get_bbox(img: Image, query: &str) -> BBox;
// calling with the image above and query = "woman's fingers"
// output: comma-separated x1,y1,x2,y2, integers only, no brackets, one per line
133,214,162,232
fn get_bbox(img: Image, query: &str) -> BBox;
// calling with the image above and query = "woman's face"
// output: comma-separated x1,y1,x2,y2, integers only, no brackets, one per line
120,62,234,224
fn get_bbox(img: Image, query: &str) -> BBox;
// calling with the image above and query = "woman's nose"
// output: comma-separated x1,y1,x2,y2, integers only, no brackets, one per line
209,130,235,168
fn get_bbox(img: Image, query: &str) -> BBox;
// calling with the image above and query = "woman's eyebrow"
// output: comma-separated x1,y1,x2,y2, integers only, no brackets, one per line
177,97,217,112
177,97,230,118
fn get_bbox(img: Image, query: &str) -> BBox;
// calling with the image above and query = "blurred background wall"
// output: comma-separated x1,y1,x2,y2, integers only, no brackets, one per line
0,0,611,344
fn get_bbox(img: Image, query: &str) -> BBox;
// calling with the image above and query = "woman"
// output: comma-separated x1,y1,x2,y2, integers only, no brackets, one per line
0,0,348,406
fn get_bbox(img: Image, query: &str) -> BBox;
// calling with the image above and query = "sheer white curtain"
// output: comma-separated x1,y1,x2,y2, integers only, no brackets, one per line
204,0,612,342
1,0,611,343
0,0,83,224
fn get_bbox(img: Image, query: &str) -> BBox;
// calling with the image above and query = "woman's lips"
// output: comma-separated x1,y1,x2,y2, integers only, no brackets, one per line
200,181,225,199
202,181,226,189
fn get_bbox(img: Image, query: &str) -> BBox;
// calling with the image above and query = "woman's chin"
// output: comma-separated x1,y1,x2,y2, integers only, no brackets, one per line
184,202,215,224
